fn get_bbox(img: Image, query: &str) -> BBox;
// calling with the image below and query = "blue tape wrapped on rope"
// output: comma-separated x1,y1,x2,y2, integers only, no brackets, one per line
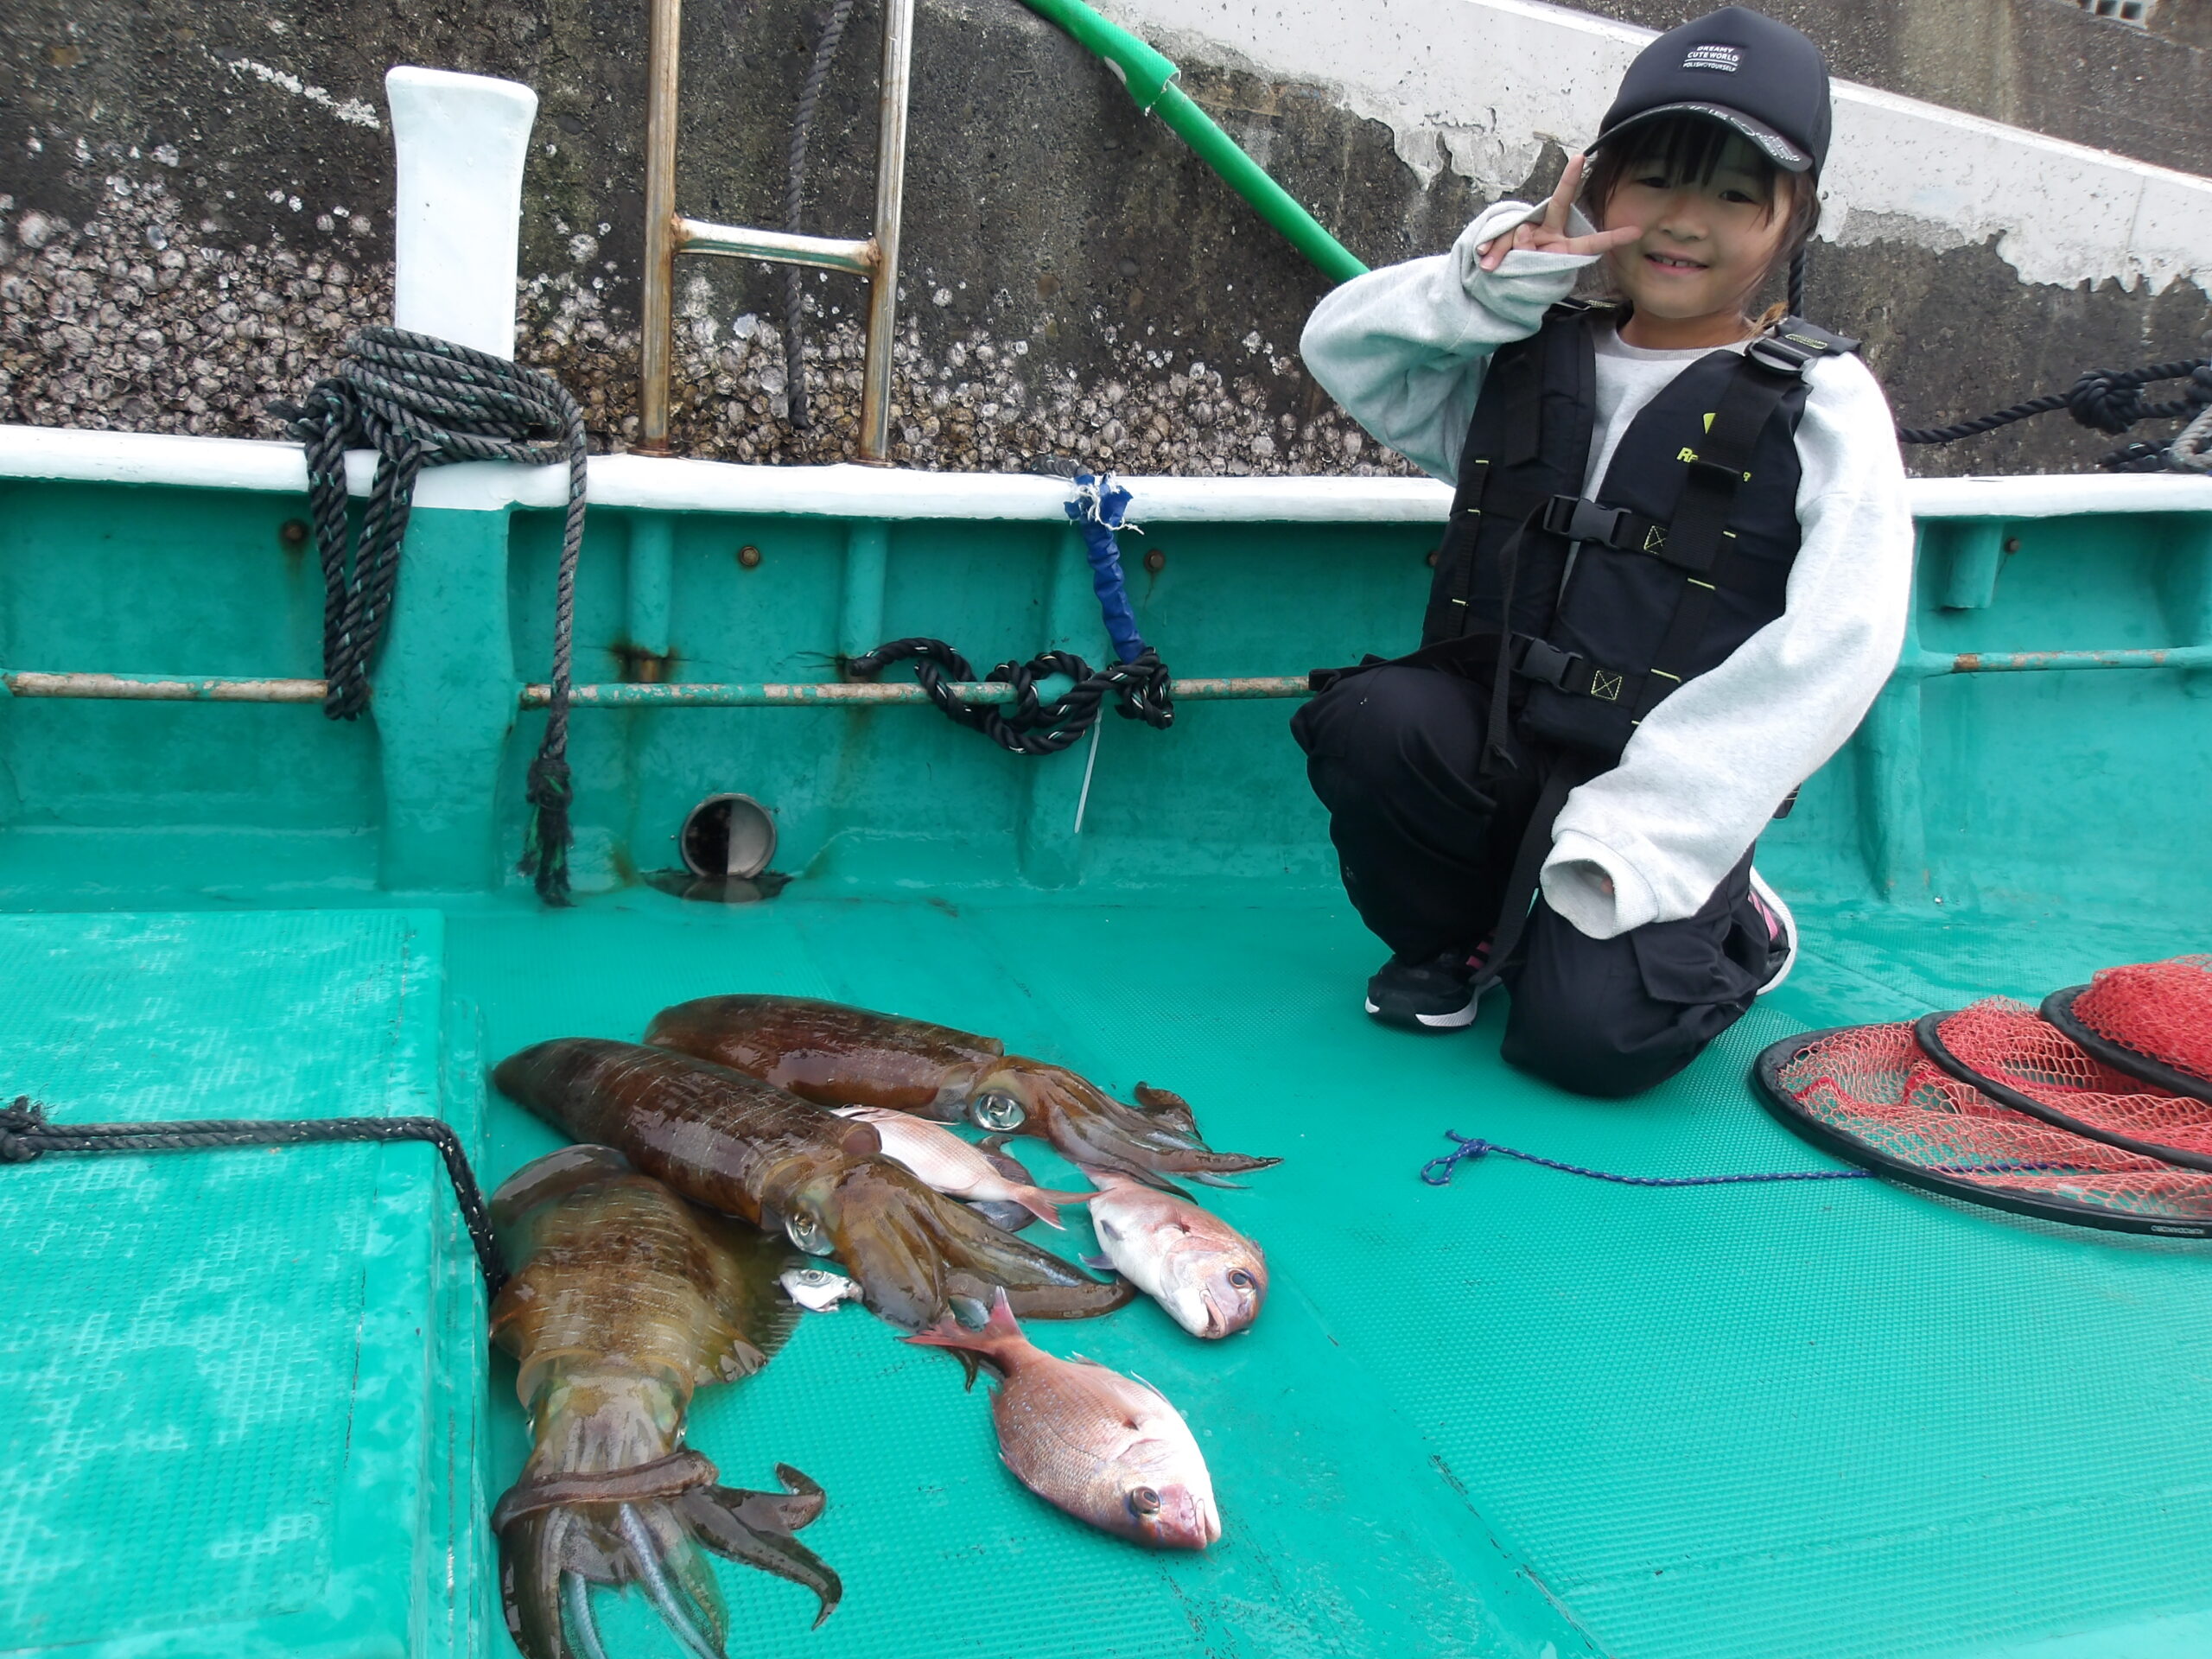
1066,472,1147,665
842,467,1173,754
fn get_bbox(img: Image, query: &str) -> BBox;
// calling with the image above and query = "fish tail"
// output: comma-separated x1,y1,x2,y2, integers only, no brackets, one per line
1010,1181,1096,1230
905,1285,1028,1382
829,1160,1130,1328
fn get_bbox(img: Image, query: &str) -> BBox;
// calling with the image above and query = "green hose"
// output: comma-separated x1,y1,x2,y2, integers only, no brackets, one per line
1016,0,1370,285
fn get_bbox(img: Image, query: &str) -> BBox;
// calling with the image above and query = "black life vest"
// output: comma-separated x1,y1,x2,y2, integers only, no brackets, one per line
1421,301,1860,765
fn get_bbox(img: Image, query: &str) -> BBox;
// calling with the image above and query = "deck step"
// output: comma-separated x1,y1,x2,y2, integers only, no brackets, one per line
0,910,486,1659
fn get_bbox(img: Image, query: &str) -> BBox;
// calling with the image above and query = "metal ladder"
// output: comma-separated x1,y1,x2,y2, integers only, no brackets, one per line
637,0,915,463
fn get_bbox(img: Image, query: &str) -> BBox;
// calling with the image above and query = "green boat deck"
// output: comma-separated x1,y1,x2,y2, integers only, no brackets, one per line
1,435,2209,1657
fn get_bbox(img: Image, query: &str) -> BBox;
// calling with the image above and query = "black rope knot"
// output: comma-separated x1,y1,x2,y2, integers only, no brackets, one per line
0,1096,47,1163
846,639,1174,756
272,326,591,903
2065,369,2148,435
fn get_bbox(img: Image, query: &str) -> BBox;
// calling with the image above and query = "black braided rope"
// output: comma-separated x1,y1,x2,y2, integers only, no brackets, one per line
0,1096,507,1294
1897,358,2212,465
785,0,860,431
1785,248,1806,324
845,638,1175,755
271,327,589,905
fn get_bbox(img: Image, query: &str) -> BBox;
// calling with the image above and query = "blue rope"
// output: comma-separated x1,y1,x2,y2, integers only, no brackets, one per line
1419,1132,2092,1189
1065,473,1147,664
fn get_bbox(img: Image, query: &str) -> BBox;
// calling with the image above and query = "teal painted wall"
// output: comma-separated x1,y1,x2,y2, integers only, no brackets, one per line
2,474,2207,917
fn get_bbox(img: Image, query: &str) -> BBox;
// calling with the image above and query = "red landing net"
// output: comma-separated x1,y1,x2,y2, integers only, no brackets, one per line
1935,999,2212,1161
2073,956,2212,1085
1772,1020,2212,1224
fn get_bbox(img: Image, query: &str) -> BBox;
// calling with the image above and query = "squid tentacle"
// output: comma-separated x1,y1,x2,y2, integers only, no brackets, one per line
617,1503,726,1659
561,1572,611,1659
678,1471,843,1630
1015,1065,1281,1186
826,1159,1131,1327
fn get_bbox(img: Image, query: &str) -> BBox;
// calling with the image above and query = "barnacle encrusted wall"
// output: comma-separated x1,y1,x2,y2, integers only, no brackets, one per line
3,0,2207,476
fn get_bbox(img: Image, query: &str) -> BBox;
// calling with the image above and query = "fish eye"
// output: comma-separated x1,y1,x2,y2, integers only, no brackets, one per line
1228,1269,1255,1291
1127,1486,1163,1516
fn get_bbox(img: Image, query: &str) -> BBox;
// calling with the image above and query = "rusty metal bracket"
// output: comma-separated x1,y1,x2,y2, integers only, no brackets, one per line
638,0,912,463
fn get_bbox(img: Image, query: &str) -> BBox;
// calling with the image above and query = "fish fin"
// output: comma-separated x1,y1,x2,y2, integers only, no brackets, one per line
1189,1173,1248,1190
1079,1253,1116,1274
1095,1216,1123,1243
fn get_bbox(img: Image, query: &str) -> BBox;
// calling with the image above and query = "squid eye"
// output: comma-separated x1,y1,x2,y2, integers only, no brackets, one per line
1228,1269,1256,1291
1127,1486,1163,1516
970,1091,1027,1131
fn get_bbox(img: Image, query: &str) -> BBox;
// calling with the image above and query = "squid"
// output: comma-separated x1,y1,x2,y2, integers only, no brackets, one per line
488,1143,838,1659
493,1039,1131,1330
644,995,1279,1187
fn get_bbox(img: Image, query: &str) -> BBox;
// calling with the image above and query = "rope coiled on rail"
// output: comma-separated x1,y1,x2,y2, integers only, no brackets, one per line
843,638,1173,754
1897,357,2212,468
784,0,860,431
0,1096,507,1293
270,326,589,904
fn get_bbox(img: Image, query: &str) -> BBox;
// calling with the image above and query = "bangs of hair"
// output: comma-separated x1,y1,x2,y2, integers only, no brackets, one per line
1583,113,1781,218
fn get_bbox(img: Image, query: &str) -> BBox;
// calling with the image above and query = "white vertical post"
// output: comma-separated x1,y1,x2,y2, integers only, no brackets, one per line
384,67,538,356
372,67,538,892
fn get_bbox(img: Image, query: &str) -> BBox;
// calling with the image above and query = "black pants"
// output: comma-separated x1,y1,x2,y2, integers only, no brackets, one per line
1291,664,1777,1098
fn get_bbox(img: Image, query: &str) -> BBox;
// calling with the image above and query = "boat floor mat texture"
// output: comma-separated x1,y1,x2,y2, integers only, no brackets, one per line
447,892,2212,1659
0,911,487,1659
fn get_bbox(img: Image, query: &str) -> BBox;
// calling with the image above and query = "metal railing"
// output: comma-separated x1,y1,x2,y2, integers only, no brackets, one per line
637,0,913,462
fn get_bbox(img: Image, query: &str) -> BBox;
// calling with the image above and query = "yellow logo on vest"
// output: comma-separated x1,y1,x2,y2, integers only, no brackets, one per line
1703,412,1716,432
1675,444,1753,480
1591,671,1624,702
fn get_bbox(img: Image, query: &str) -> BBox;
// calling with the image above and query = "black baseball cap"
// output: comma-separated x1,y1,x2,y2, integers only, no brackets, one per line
1586,7,1832,175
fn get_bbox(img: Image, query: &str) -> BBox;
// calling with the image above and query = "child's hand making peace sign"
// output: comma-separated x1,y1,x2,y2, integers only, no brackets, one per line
1477,154,1644,272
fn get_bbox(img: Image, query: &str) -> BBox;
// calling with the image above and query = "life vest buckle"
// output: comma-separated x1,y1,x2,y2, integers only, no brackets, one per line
1513,635,1584,691
1540,494,1630,548
1744,334,1821,378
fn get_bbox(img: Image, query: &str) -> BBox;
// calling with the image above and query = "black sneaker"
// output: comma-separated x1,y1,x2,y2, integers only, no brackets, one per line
1365,949,1484,1031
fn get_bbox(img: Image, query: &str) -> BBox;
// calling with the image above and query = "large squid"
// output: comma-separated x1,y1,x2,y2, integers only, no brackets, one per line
489,1143,838,1659
644,995,1279,1187
493,1039,1130,1330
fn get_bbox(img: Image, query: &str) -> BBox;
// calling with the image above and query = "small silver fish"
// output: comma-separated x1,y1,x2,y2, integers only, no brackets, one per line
779,1267,862,1313
907,1289,1220,1549
831,1105,1094,1229
1079,1166,1267,1338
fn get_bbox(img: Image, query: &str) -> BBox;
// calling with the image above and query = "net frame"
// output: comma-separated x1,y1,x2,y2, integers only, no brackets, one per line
1752,1025,2212,1238
2044,982,2212,1104
1915,1007,2212,1173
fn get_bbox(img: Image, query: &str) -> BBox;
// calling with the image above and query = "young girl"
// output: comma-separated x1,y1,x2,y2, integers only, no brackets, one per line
1293,6,1911,1097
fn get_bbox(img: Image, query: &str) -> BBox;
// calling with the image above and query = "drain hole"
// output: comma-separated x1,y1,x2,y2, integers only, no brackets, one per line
679,792,778,879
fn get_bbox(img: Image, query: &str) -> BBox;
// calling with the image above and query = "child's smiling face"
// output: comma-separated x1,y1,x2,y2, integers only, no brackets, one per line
1596,130,1795,328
